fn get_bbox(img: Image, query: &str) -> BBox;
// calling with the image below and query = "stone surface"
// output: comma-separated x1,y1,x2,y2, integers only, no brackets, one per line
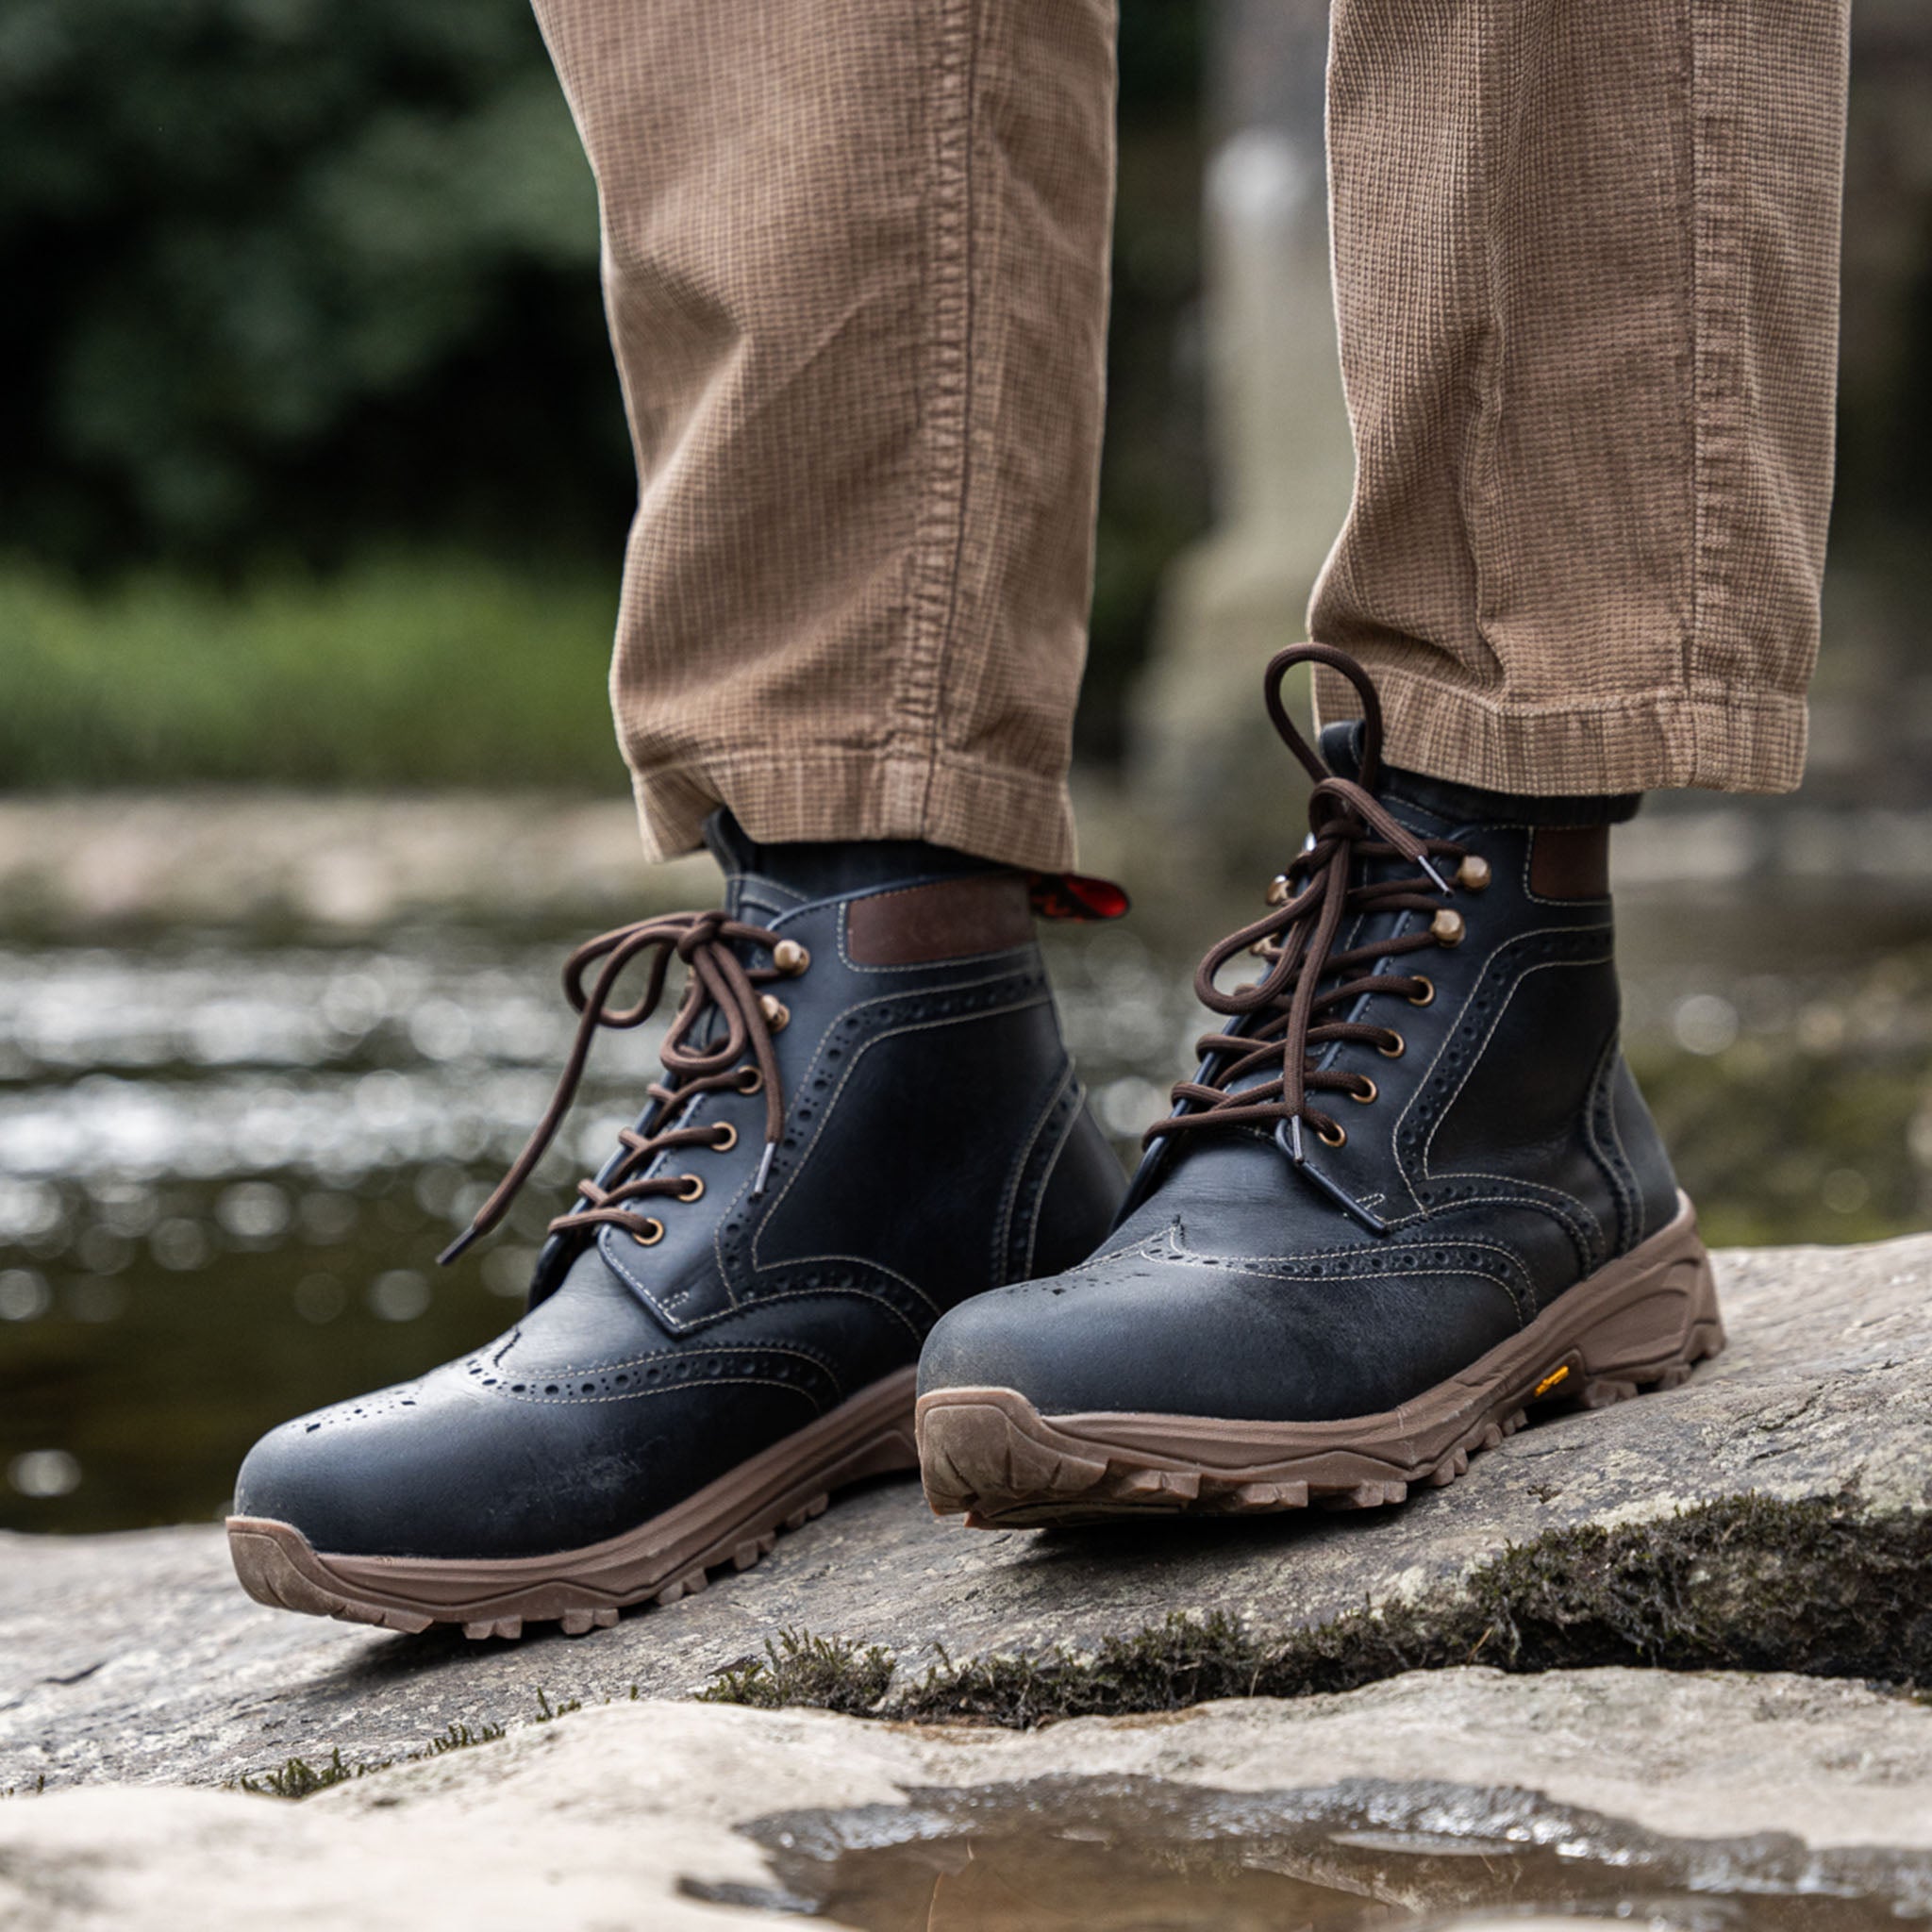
3,1669,1932,1931
3,1234,1927,1792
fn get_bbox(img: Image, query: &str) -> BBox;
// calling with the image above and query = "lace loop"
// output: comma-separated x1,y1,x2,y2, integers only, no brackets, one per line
439,910,792,1264
1145,644,1467,1159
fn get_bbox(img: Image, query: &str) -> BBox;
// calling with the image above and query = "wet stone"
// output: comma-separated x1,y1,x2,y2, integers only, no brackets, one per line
4,1672,1932,1930
1,1233,1928,1793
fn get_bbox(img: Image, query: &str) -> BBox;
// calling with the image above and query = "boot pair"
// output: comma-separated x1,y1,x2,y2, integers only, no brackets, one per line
230,645,1721,1639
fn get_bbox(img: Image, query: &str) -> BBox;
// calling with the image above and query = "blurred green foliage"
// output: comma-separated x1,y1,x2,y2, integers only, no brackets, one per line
0,558,624,787
0,0,624,569
0,0,1207,780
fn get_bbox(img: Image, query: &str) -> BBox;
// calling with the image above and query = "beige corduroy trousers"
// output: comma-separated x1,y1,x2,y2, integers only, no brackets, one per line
532,0,1850,874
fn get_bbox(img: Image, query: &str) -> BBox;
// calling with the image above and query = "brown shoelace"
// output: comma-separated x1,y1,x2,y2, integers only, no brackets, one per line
439,909,805,1265
1145,643,1474,1162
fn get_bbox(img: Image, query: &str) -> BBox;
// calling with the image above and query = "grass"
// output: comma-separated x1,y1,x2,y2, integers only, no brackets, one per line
236,1714,515,1799
0,555,627,791
698,1629,896,1716
701,1492,1932,1727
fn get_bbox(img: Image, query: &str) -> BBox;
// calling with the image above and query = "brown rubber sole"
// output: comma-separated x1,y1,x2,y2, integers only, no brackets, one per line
227,1365,918,1640
917,1196,1722,1529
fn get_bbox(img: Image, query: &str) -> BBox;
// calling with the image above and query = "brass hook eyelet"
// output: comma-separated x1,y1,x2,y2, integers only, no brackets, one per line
1429,908,1466,947
1265,874,1291,907
634,1218,665,1247
773,940,810,974
1350,1076,1378,1105
1407,975,1436,1008
758,993,791,1032
675,1174,705,1203
1378,1032,1406,1059
709,1121,739,1153
1317,1119,1348,1149
1455,854,1492,892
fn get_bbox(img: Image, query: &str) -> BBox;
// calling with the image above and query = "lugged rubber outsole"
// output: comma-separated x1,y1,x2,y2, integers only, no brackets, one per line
917,1197,1723,1529
227,1366,918,1641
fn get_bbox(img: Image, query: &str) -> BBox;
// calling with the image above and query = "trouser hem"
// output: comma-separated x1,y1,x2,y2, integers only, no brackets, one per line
1315,661,1808,797
630,748,1078,874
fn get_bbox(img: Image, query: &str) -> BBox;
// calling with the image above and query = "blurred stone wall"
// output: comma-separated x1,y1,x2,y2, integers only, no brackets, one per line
1131,0,1346,872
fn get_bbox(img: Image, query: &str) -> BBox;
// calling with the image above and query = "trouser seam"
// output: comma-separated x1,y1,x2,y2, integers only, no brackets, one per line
892,0,979,835
1690,0,1746,789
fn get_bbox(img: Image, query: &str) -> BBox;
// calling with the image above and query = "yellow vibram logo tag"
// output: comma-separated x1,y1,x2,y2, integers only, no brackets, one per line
1532,1364,1571,1399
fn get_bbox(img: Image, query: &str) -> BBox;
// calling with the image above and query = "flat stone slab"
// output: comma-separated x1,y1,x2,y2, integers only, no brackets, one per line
5,1669,1932,1931
3,1234,1928,1791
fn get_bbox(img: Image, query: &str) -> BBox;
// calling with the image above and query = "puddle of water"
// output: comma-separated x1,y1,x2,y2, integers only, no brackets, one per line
3,908,1929,1533
682,1775,1932,1932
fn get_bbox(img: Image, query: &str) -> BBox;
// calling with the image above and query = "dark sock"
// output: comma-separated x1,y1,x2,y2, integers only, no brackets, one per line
703,807,999,908
1318,721,1641,828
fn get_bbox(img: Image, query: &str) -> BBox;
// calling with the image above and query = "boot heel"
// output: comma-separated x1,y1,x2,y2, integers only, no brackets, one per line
1572,1202,1724,1405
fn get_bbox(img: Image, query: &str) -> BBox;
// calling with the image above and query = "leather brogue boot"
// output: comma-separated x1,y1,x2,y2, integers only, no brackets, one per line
229,812,1123,1634
918,644,1723,1527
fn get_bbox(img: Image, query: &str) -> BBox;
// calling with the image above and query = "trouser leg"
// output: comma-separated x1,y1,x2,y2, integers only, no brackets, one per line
530,0,1117,871
1310,0,1851,796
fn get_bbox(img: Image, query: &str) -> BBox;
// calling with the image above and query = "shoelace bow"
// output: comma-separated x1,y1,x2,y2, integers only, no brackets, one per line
1145,643,1471,1162
439,909,800,1265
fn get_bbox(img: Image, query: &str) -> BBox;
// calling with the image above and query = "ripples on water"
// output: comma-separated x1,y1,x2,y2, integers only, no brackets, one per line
3,914,1928,1532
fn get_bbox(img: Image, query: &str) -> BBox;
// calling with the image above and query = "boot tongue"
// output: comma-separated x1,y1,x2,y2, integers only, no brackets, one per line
1316,720,1366,787
701,804,761,877
701,808,771,920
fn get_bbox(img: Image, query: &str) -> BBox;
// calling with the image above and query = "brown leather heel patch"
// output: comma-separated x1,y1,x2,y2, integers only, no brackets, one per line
845,874,1033,966
1529,825,1611,900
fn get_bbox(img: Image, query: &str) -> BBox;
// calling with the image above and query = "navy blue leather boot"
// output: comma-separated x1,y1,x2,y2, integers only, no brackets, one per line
230,813,1121,1635
918,645,1723,1527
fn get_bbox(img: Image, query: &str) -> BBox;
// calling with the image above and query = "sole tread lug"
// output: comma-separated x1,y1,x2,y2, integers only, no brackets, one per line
1580,1378,1640,1409
918,1212,1722,1527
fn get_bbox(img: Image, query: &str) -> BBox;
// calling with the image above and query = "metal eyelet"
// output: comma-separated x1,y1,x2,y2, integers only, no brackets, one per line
1407,976,1436,1008
675,1174,705,1203
1456,854,1492,891
1430,908,1466,947
1317,1119,1348,1149
737,1067,764,1095
634,1218,665,1247
773,940,809,974
1378,1032,1406,1059
758,994,791,1032
709,1121,739,1153
1350,1077,1378,1105
1265,874,1290,907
